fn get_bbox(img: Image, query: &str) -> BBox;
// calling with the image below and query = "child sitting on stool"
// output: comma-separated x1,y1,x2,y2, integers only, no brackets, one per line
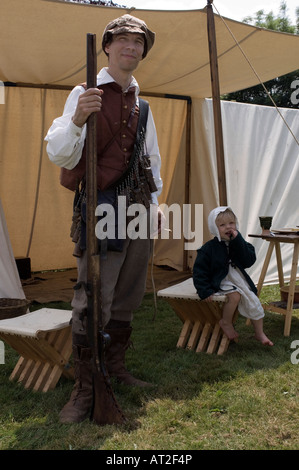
193,207,273,346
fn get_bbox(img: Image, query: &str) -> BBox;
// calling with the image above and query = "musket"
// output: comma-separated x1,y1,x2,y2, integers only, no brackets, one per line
84,33,125,425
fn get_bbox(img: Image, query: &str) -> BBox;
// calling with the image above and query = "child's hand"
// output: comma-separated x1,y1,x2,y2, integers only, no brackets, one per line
204,295,214,302
229,229,238,239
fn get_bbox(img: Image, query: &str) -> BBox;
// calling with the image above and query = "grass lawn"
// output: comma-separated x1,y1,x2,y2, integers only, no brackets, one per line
0,284,298,450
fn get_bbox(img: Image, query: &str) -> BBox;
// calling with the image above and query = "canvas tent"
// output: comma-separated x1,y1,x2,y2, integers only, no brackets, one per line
0,0,298,291
0,200,26,299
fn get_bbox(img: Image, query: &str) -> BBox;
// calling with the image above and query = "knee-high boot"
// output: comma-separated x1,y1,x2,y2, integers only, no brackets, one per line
105,326,152,387
59,336,93,423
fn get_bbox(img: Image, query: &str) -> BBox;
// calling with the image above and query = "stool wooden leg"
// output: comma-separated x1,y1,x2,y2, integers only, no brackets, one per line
17,358,36,386
177,320,193,348
187,321,202,350
207,324,222,354
9,356,26,382
43,364,64,392
34,363,58,392
196,323,212,352
217,334,231,355
24,361,44,390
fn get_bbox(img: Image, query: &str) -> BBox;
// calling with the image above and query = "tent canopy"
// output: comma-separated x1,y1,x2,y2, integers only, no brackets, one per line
1,0,299,96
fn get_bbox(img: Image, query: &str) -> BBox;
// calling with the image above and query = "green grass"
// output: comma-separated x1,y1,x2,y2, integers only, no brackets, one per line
0,286,298,450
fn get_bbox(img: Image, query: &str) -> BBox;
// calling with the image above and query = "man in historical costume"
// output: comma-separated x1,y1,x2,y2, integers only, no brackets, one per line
45,14,163,423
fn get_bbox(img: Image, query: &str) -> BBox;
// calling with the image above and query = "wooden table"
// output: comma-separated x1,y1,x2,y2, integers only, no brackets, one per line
249,232,299,336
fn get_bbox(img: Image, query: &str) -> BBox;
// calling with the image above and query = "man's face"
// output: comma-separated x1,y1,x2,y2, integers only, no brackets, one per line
105,32,145,73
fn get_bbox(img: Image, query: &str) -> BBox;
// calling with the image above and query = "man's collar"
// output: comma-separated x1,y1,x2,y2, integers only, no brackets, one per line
96,67,140,97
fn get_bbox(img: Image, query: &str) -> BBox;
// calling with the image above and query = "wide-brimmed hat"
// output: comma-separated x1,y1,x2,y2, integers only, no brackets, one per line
102,14,155,58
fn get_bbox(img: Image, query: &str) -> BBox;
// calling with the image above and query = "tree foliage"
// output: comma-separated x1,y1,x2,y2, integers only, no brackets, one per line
63,0,126,8
222,1,299,108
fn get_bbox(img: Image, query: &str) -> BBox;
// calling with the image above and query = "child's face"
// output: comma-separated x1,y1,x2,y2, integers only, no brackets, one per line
216,215,236,241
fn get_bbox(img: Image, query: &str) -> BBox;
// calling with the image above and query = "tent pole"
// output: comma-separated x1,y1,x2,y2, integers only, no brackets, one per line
206,1,227,206
183,98,192,271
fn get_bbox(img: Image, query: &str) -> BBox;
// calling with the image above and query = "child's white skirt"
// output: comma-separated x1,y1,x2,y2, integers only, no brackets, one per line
219,265,264,320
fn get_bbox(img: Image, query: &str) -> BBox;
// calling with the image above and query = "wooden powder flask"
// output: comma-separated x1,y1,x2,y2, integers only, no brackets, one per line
85,33,125,425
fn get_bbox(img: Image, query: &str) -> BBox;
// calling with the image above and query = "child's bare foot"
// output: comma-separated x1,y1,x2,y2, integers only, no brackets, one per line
219,319,239,340
255,332,274,346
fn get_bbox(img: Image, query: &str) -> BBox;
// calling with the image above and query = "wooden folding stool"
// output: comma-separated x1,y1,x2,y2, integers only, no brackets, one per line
158,278,238,355
0,308,73,392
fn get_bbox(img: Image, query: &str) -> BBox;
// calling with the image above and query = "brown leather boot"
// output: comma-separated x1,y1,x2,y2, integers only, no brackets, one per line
59,343,93,423
105,327,152,387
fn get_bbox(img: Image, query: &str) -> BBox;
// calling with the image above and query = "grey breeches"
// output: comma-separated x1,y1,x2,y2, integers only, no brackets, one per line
71,236,152,336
